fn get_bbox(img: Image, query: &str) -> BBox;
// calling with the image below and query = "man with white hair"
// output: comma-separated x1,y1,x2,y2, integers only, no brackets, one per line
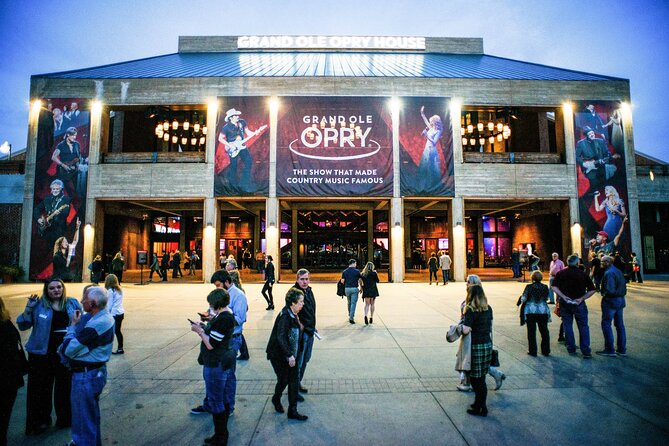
61,285,114,446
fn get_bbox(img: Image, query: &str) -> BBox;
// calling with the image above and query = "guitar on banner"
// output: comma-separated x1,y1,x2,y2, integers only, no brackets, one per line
37,204,69,237
222,125,267,158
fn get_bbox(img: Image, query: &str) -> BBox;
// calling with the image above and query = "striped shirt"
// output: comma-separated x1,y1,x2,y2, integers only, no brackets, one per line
62,309,114,367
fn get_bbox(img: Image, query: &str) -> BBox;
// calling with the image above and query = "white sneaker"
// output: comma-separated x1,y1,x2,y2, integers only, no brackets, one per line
457,384,473,392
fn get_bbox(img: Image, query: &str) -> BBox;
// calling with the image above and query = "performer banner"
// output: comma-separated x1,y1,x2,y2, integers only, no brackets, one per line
573,100,631,263
276,97,393,197
30,99,90,281
214,96,270,196
400,97,454,196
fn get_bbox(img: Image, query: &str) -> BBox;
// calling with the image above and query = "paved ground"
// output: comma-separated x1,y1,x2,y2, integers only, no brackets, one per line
2,278,668,445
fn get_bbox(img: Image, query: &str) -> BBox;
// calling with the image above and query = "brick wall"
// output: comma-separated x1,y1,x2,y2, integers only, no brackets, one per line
0,204,22,264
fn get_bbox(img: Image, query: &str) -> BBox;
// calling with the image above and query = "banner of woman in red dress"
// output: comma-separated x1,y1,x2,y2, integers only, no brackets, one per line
31,99,90,281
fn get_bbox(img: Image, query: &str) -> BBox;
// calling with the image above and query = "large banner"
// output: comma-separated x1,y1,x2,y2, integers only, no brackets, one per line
31,99,90,281
276,97,393,196
573,101,631,262
214,97,270,196
400,97,454,196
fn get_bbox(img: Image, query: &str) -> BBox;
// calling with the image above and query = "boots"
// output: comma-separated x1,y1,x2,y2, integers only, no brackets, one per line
287,407,308,421
488,367,506,390
204,411,229,445
271,394,284,413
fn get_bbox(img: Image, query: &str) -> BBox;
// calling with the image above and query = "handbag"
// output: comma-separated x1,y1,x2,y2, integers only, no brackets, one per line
490,349,500,367
336,280,345,297
553,301,561,318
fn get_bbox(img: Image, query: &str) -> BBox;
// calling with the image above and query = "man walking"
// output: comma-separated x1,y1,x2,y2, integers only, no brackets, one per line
295,268,316,395
548,253,565,304
160,251,169,282
62,286,114,446
439,250,452,285
552,255,597,358
340,259,362,324
511,248,521,278
596,255,627,357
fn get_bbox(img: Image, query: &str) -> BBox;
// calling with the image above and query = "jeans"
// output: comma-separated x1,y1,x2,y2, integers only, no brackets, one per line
601,297,626,354
71,366,107,446
225,335,242,411
345,287,359,320
441,269,449,284
560,300,590,355
548,277,555,303
229,149,253,192
298,331,314,383
512,263,520,277
525,313,550,356
203,364,233,414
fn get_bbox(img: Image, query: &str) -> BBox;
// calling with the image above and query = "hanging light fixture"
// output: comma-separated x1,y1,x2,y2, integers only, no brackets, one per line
163,133,169,141
202,126,208,135
172,118,179,130
460,110,513,151
183,120,190,131
163,120,169,131
193,122,200,133
181,136,187,145
172,135,178,144
190,137,197,145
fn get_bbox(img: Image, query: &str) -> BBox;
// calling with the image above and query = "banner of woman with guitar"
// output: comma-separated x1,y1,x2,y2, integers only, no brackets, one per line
214,97,270,196
30,98,90,281
573,100,631,263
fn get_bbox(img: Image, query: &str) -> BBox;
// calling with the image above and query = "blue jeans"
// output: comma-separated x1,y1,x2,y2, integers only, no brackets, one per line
345,287,359,320
71,366,107,446
512,263,520,277
601,297,626,354
298,331,314,383
203,364,233,414
225,334,242,411
441,269,449,284
548,276,555,303
560,300,591,355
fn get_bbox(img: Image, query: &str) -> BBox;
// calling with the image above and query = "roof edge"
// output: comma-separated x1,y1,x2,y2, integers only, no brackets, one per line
177,36,484,55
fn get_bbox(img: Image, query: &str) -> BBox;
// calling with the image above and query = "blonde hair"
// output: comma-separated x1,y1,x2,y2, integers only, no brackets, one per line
361,261,375,277
105,273,121,291
53,237,66,255
41,278,68,311
465,285,489,312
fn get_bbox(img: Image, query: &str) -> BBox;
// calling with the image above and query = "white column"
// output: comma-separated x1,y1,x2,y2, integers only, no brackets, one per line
206,99,219,164
19,100,42,279
81,101,103,279
266,97,280,280
450,99,463,164
569,198,582,257
451,196,466,281
390,98,404,282
203,198,219,282
620,102,642,265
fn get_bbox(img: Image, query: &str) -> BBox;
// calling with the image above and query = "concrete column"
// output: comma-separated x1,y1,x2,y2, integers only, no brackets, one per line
450,100,464,164
560,200,571,258
203,198,219,282
266,197,280,281
390,197,404,282
206,99,219,164
621,103,642,267
451,196,466,281
563,103,575,166
367,210,374,264
569,197,582,257
476,216,484,268
19,101,43,279
291,209,298,272
253,213,261,254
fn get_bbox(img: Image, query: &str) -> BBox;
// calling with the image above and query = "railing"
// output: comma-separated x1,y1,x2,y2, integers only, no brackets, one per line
464,152,561,164
103,152,205,164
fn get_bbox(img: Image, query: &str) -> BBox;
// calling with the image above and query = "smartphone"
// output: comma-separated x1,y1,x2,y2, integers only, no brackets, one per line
187,318,197,325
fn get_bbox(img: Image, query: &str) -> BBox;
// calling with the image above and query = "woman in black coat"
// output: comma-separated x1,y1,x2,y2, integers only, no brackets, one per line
462,285,493,417
360,261,379,325
266,288,308,421
262,256,275,310
0,297,25,446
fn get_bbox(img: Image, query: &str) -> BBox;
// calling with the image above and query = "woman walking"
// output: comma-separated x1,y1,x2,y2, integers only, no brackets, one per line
17,279,82,435
520,271,551,356
0,297,25,446
428,252,438,285
190,288,236,445
149,252,161,282
262,255,275,310
90,254,104,284
266,288,308,421
462,284,493,416
111,251,125,283
106,274,126,355
361,261,379,325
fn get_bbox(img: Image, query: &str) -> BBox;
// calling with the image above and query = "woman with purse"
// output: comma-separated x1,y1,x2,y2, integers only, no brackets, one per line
360,261,380,325
16,278,82,435
520,270,551,356
190,288,236,446
0,296,26,446
461,284,494,416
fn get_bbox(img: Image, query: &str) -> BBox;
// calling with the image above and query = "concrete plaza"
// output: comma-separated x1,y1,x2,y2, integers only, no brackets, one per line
2,278,668,445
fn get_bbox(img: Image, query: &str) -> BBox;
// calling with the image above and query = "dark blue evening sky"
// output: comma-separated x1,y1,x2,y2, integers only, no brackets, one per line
1,0,667,161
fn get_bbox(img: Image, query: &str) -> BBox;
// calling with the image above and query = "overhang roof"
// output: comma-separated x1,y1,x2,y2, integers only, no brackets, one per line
33,52,622,81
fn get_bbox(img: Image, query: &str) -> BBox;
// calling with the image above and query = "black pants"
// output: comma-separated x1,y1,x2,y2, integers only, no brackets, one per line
270,358,299,410
470,376,488,411
26,352,71,432
525,313,550,355
114,314,125,350
238,335,249,359
631,270,643,283
262,281,274,306
160,267,168,281
429,270,438,283
114,269,123,284
149,268,162,280
0,387,18,446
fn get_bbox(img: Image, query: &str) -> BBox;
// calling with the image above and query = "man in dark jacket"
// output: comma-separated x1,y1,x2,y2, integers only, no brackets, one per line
294,268,316,395
596,255,627,357
160,251,169,282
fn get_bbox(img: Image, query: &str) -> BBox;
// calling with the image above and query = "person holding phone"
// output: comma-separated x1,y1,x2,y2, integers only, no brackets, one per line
16,279,82,436
190,288,236,446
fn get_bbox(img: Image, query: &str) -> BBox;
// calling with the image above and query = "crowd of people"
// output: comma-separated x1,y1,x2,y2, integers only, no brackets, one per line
0,247,634,444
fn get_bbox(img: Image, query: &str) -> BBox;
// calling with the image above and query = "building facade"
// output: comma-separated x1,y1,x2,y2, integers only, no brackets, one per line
20,36,646,283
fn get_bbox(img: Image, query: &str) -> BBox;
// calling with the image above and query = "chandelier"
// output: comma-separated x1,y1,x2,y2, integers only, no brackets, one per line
461,111,511,150
155,113,207,150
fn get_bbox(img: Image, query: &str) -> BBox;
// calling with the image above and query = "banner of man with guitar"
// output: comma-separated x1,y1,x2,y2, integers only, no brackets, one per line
30,98,90,281
214,97,270,196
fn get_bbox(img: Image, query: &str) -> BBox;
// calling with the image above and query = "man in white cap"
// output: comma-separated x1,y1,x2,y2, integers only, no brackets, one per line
218,108,266,193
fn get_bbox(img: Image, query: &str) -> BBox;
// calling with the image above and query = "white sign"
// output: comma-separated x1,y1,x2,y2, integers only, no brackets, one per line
237,35,426,51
